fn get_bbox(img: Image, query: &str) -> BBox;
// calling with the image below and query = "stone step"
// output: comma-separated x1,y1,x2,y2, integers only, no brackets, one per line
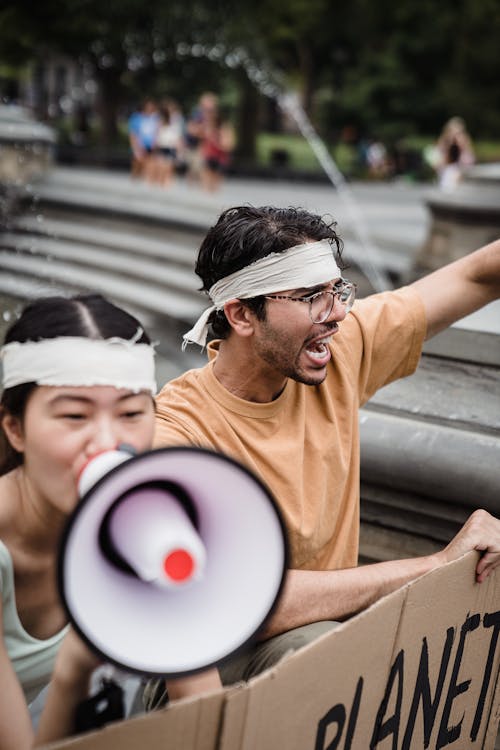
0,232,202,301
27,167,423,284
13,214,198,269
0,270,70,300
16,200,410,291
30,179,216,233
37,166,222,216
0,249,205,323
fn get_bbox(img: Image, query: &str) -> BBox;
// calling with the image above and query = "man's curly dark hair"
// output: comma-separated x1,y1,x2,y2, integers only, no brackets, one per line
194,205,344,338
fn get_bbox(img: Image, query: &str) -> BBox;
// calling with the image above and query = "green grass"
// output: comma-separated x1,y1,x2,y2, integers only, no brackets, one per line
255,131,500,180
375,134,500,165
475,141,500,162
256,132,359,175
257,132,321,171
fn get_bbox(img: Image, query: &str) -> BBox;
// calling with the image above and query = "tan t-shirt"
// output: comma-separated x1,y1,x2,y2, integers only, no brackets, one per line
155,287,426,571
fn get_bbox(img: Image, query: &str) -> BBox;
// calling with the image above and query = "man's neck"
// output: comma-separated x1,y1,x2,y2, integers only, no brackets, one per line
212,339,287,403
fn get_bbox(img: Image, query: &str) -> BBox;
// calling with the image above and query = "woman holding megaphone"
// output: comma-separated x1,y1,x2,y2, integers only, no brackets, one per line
0,294,221,749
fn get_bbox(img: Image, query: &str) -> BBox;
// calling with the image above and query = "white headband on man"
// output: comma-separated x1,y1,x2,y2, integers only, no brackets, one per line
1,334,157,394
183,239,341,349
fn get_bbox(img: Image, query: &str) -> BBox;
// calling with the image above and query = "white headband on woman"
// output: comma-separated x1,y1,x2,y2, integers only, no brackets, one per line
183,239,341,349
1,334,157,394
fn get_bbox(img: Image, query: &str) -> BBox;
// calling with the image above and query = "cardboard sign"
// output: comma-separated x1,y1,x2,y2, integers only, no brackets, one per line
220,552,500,750
39,691,226,750
41,553,500,750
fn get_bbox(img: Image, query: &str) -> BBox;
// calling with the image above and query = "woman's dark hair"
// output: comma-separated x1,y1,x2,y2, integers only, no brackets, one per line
0,293,151,475
194,205,344,338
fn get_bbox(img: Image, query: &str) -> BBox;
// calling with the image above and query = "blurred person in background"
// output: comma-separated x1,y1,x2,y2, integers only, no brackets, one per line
152,99,185,188
200,107,236,192
184,92,219,185
429,116,475,192
127,98,160,183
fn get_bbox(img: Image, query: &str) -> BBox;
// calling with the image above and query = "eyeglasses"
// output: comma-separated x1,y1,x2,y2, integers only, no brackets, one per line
265,280,356,324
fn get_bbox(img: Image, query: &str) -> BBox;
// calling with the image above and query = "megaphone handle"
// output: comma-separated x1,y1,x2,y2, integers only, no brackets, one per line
74,676,124,732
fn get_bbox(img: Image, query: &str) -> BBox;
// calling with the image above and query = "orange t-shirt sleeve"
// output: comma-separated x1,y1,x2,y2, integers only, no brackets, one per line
343,286,427,405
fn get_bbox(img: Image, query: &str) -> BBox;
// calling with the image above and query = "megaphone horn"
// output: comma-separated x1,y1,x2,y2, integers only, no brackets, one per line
59,446,288,678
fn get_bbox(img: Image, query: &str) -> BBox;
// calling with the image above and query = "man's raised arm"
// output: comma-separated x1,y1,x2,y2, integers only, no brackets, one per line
410,238,500,340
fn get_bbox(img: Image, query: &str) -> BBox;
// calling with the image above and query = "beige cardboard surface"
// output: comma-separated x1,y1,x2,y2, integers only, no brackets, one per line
219,588,406,750
485,660,500,750
220,552,500,750
39,689,226,750
41,552,499,750
388,554,500,749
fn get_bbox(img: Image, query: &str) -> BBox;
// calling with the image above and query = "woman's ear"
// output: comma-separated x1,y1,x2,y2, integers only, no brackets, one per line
223,300,256,338
1,413,25,454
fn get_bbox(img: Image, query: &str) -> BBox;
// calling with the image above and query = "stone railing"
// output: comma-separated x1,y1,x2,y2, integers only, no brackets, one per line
413,162,500,275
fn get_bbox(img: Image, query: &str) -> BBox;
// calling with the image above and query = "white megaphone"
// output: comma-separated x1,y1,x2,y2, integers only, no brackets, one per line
58,446,288,678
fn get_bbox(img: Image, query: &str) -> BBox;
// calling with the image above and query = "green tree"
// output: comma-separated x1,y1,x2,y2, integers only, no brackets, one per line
2,0,500,157
0,0,236,143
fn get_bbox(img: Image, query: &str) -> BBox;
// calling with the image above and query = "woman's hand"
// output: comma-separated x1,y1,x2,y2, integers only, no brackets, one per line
34,628,101,746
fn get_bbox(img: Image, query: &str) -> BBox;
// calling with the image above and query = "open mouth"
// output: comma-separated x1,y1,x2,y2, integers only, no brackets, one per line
304,334,333,362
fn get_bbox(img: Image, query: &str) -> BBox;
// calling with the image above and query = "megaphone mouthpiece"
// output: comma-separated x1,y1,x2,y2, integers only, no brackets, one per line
78,449,132,496
103,486,206,588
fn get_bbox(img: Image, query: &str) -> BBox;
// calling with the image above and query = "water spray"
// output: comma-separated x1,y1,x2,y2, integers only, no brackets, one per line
177,43,392,293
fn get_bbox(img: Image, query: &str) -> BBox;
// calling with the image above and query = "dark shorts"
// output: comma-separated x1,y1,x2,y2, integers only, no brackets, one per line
158,147,177,160
142,620,340,711
205,157,228,174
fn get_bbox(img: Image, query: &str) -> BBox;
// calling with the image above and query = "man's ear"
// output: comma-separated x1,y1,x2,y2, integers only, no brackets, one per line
223,300,257,338
1,413,25,454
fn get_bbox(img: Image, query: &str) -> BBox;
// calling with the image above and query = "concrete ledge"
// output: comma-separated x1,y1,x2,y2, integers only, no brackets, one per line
360,408,499,510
